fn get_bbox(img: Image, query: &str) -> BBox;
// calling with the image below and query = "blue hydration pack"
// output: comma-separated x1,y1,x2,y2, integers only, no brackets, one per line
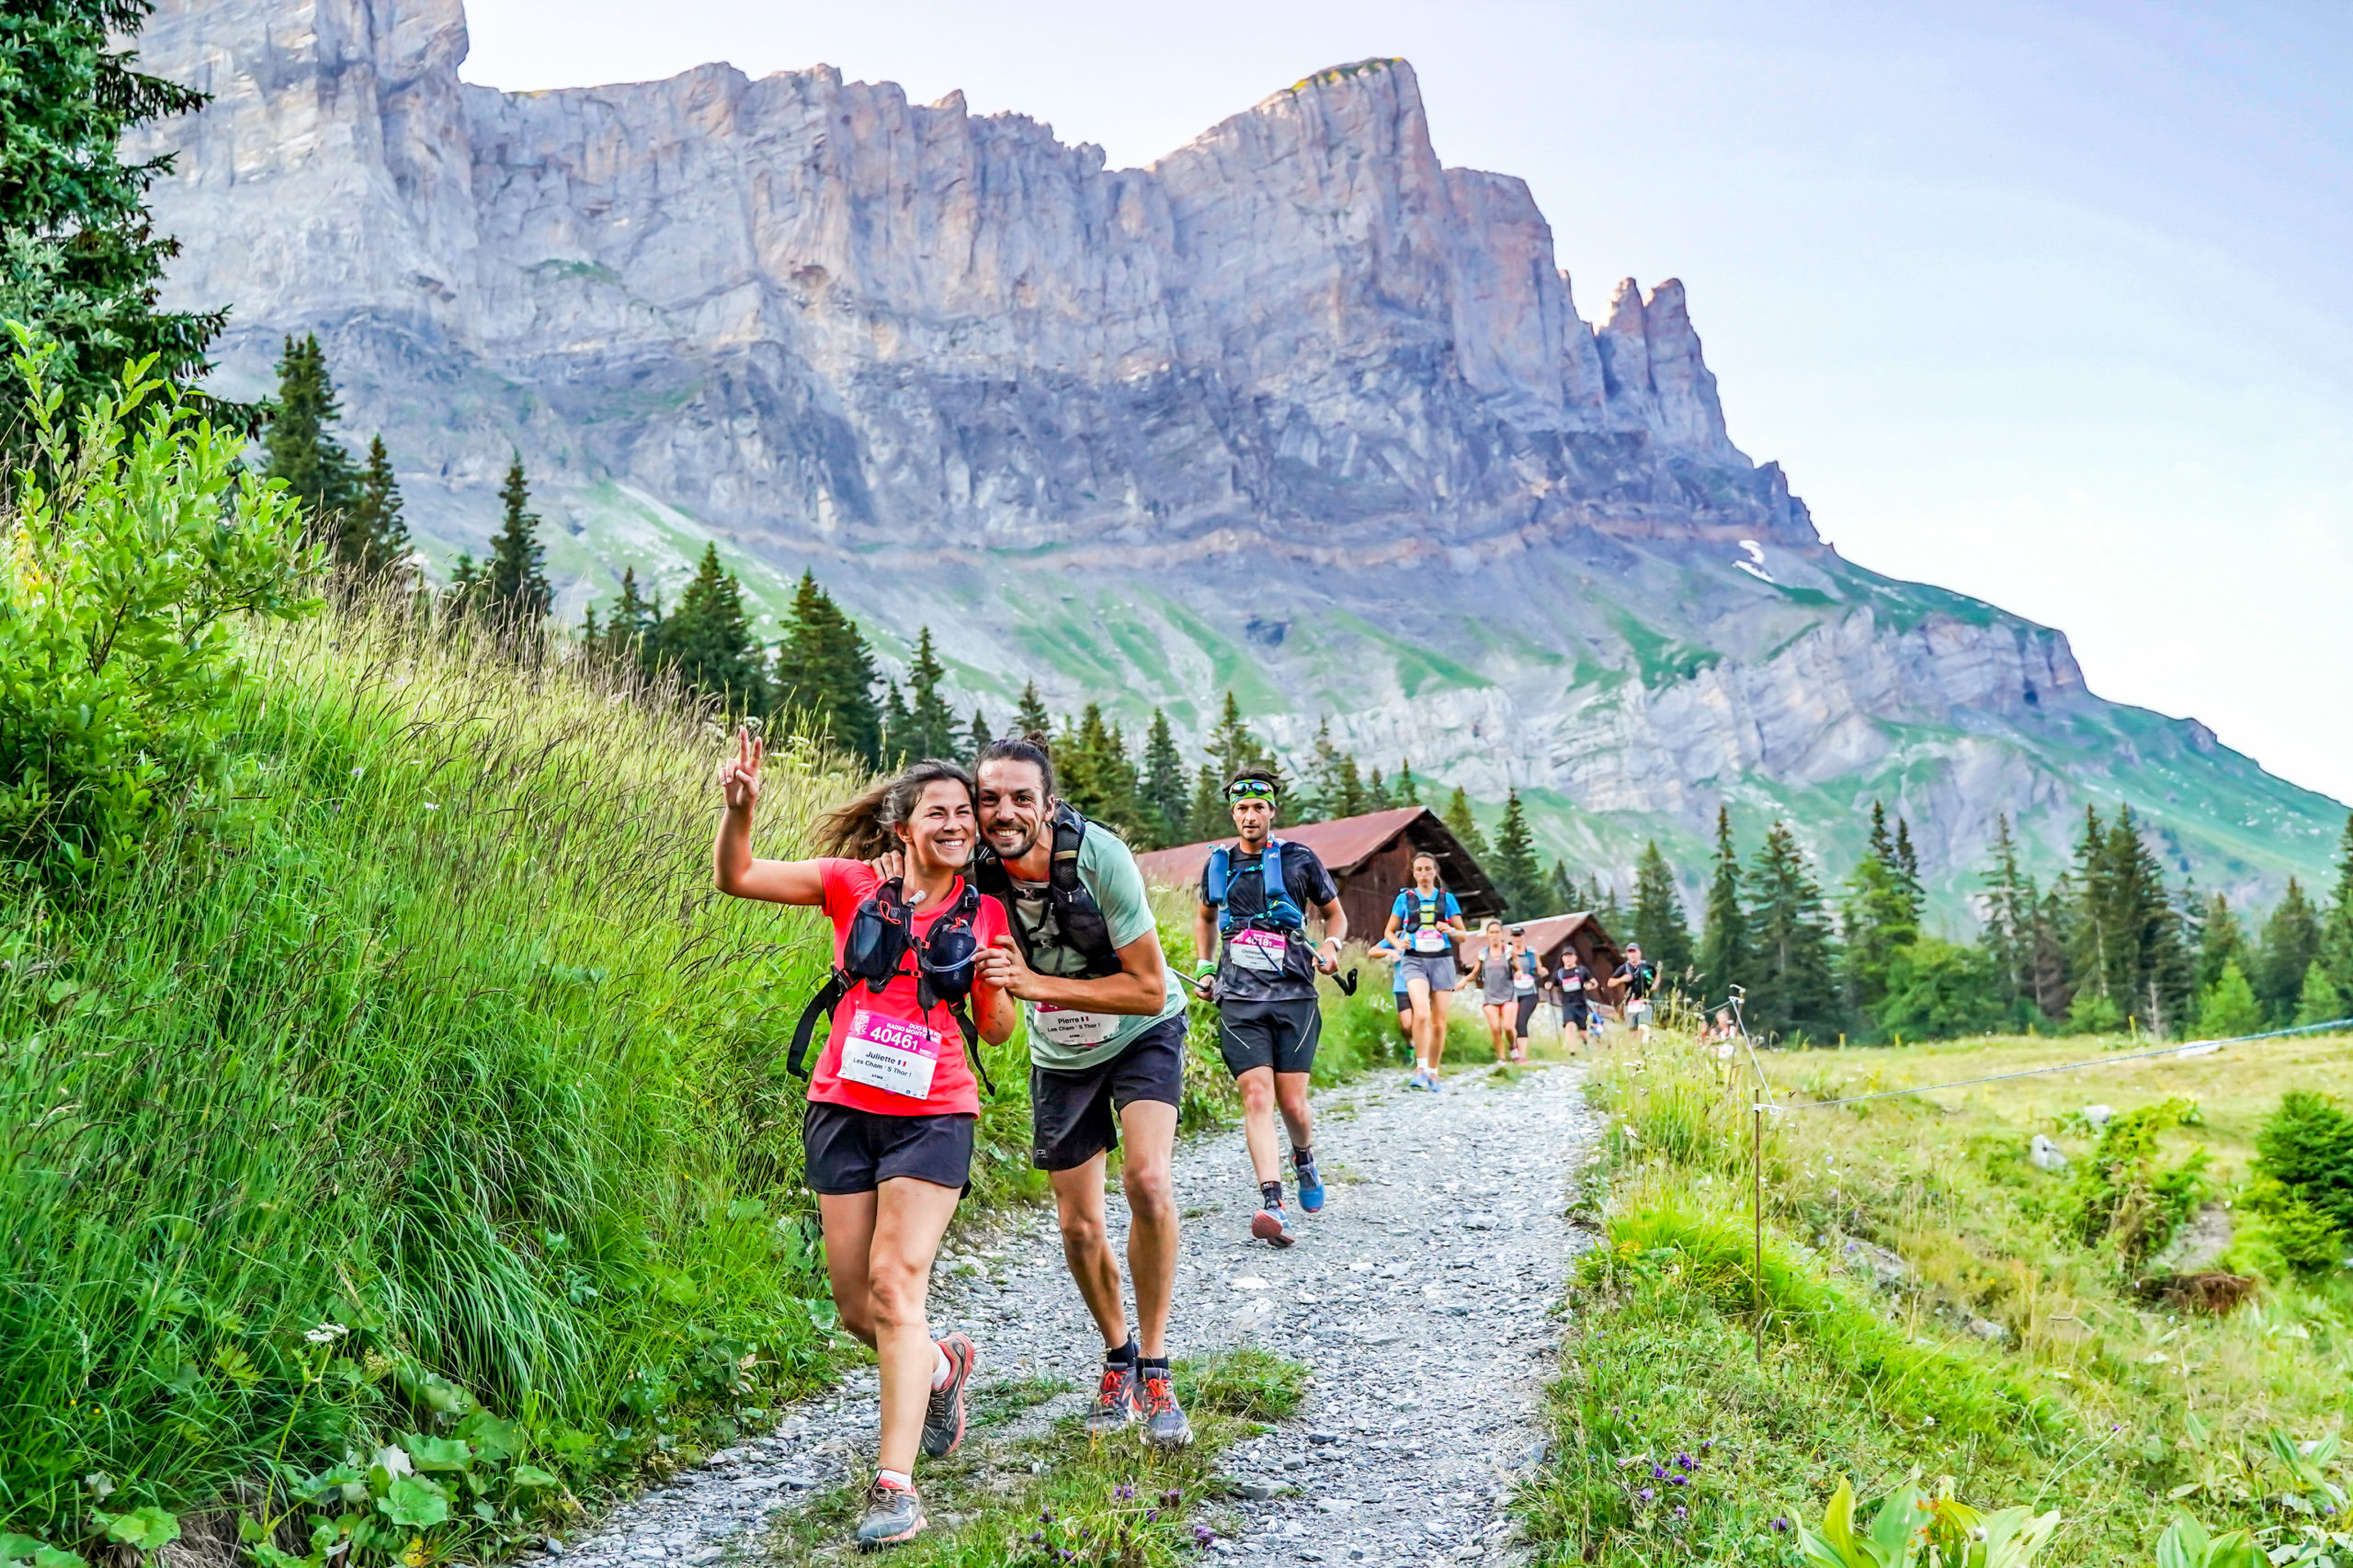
1204,839,1306,934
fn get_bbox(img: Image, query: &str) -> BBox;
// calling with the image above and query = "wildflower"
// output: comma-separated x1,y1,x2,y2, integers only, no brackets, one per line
1650,1466,1666,1480
1193,1525,1214,1545
1638,1487,1655,1502
1770,1518,1790,1534
1673,1505,1688,1518
1675,1451,1693,1470
1114,1483,1135,1501
1669,1475,1687,1487
1029,1532,1043,1544
306,1322,350,1344
1145,1510,1158,1523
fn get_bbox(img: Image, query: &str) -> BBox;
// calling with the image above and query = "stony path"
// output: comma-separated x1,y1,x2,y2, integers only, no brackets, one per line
530,1062,1599,1568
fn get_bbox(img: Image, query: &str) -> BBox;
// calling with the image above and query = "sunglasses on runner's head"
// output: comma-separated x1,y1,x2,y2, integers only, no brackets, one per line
1226,779,1279,801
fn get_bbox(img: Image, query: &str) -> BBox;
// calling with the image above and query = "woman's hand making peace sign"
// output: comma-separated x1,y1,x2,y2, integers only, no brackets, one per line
717,726,764,813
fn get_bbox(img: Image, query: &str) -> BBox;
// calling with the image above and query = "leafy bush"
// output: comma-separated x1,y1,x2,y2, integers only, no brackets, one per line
0,333,321,872
1875,937,2013,1040
2197,962,2266,1040
2069,1098,2211,1266
2255,1091,2353,1240
1796,1475,2058,1568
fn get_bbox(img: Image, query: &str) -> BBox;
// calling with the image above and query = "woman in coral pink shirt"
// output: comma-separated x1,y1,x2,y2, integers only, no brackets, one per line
713,732,1016,1550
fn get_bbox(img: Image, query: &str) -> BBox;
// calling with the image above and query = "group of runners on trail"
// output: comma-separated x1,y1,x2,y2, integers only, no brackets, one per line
710,736,1656,1550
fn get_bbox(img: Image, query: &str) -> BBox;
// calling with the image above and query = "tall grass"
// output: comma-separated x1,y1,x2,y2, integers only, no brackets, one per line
0,600,873,1538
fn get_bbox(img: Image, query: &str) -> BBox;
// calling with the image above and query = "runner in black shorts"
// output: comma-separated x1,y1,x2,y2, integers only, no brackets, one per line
1191,769,1347,1247
1556,951,1598,1051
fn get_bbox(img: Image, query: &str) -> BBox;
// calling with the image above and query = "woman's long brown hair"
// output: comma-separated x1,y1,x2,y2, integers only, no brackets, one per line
811,758,977,861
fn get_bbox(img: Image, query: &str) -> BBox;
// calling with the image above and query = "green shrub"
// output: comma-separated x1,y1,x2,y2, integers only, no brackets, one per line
2067,990,2124,1036
0,334,322,873
2197,962,2266,1040
2067,1098,2211,1266
2254,1090,2353,1240
1875,937,2012,1040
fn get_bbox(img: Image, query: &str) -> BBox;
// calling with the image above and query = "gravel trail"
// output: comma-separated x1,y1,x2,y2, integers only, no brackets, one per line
532,1061,1599,1568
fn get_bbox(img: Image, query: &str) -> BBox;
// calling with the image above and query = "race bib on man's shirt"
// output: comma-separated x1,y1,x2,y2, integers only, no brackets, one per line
1230,928,1289,973
1411,927,1446,954
1031,1004,1120,1048
837,1007,942,1099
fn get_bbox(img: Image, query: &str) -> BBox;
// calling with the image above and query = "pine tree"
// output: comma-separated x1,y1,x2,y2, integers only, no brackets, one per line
483,455,552,622
1392,761,1422,807
660,543,768,710
347,435,412,582
1979,813,2035,1006
1747,822,1843,1041
1840,801,1919,1022
2030,878,2076,1021
1490,790,1544,918
900,628,957,761
2255,879,2324,1025
879,683,912,763
589,566,661,672
965,709,992,757
2084,806,2192,1036
1893,816,1925,926
1631,841,1694,981
1206,691,1279,790
263,334,358,554
1059,705,1144,838
2197,892,2247,994
1139,710,1188,846
1013,680,1052,738
1364,767,1393,811
1440,788,1489,862
0,0,240,458
2293,960,2344,1028
775,570,882,765
1186,763,1227,843
1697,806,1748,1000
2198,960,2265,1039
2318,813,2353,1004
1549,859,1578,913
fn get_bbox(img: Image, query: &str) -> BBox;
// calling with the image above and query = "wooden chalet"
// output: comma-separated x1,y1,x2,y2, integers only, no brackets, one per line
1465,909,1624,983
1133,805,1505,940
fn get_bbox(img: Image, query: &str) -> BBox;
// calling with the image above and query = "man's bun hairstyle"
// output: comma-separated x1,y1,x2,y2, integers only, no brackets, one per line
975,731,1056,801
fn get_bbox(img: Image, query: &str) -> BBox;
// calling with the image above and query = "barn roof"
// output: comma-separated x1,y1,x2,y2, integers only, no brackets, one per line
1134,805,1505,916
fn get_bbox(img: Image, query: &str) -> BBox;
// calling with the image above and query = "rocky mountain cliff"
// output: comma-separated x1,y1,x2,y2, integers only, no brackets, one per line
125,0,2344,911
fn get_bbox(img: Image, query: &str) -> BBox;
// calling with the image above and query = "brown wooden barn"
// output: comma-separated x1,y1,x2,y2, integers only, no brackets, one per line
1466,910,1624,987
1133,805,1504,940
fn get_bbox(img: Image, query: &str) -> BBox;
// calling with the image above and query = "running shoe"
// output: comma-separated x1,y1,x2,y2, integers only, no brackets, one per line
1249,1203,1296,1248
919,1332,977,1459
1140,1366,1194,1449
1085,1359,1142,1435
1293,1152,1324,1213
855,1478,926,1551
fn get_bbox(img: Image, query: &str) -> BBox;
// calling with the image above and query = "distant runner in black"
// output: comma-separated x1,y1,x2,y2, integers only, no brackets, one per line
1555,949,1598,1051
1610,942,1660,1042
1192,768,1347,1248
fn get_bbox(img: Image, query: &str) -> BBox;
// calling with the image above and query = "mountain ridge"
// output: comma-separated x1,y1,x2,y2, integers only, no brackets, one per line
122,0,2345,914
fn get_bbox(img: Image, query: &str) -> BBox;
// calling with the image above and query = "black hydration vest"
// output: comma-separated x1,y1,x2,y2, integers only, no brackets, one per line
970,801,1122,980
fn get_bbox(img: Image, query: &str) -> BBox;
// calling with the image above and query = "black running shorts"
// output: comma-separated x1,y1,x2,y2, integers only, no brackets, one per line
1029,1013,1187,1171
1217,996,1323,1077
1562,996,1592,1028
802,1100,975,1195
1514,994,1540,1039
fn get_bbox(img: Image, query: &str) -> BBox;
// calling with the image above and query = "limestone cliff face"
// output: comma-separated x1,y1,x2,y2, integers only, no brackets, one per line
124,0,2343,902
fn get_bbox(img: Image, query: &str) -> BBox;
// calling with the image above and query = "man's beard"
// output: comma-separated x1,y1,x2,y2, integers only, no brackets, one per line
987,820,1040,859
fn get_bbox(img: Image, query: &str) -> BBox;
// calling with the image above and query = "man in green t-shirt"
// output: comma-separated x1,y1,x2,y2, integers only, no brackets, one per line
965,735,1195,1449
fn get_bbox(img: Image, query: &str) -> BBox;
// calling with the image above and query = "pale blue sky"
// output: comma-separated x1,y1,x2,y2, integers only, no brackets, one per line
462,0,2353,802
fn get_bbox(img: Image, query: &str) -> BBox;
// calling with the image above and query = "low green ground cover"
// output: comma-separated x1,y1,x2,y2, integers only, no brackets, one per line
1521,1026,2352,1565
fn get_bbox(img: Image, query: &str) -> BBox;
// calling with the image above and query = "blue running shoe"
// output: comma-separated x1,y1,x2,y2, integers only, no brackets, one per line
1294,1152,1324,1212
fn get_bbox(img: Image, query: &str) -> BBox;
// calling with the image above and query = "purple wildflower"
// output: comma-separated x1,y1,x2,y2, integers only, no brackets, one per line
1639,1487,1656,1502
1771,1517,1790,1534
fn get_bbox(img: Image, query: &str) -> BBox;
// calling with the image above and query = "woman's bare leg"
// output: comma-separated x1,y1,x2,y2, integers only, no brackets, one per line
866,1176,964,1477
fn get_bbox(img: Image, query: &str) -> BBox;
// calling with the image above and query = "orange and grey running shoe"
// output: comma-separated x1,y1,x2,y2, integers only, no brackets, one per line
855,1477,926,1551
1140,1364,1194,1449
920,1333,977,1459
1086,1358,1142,1435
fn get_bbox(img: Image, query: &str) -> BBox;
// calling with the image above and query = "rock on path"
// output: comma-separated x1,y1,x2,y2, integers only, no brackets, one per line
530,1062,1599,1568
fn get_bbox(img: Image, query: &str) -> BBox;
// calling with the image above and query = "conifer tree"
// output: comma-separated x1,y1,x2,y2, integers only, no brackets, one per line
2198,960,2265,1040
1489,790,1544,918
1206,691,1279,790
1747,822,1843,1040
588,566,661,672
483,455,552,622
1441,788,1489,862
775,570,881,765
1013,680,1052,737
347,435,412,582
2293,960,2344,1028
879,683,911,763
1979,813,2034,1006
965,709,991,757
661,544,768,710
2318,813,2353,1003
1364,767,1392,811
1893,816,1925,926
2075,806,2191,1035
1697,806,1748,999
2197,892,2246,994
1139,710,1188,846
263,334,357,552
1186,763,1227,843
2256,878,2325,1025
1631,841,1694,981
1392,761,1421,807
1840,801,1918,1021
1549,859,1578,914
0,0,239,456
1059,705,1144,838
901,628,957,760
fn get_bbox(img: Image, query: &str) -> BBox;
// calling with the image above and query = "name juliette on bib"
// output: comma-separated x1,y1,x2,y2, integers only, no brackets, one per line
836,1007,943,1099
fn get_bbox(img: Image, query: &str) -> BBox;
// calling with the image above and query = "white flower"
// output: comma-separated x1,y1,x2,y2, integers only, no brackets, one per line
305,1322,349,1344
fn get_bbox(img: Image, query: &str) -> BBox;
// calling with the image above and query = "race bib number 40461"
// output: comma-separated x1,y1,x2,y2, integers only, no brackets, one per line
837,1007,943,1099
